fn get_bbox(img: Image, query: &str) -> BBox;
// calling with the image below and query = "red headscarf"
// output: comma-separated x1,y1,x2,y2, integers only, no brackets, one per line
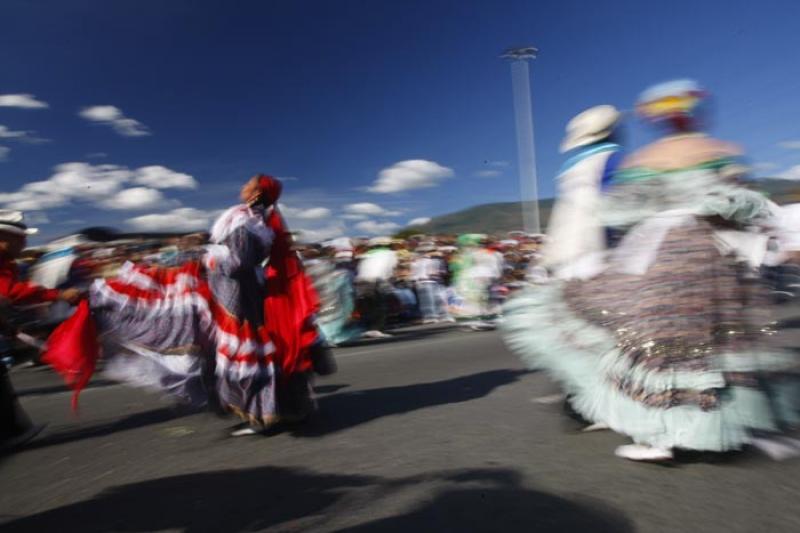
257,174,283,206
257,175,320,378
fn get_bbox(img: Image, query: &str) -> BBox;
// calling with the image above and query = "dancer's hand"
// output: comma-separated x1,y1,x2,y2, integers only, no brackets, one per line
59,288,82,304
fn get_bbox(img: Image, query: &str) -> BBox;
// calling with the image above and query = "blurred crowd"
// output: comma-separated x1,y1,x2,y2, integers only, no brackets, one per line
8,229,548,355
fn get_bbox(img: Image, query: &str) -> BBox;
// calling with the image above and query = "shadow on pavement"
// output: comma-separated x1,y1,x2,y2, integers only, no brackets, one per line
313,383,350,394
24,406,199,451
293,369,527,437
16,378,118,397
341,487,632,533
0,466,632,533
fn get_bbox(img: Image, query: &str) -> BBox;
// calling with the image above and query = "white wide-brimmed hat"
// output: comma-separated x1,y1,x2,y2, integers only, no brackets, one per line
560,105,621,153
0,209,38,236
368,236,392,247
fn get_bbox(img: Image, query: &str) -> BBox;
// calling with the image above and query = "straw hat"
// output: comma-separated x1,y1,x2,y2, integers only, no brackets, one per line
367,236,392,247
560,105,621,153
0,209,38,236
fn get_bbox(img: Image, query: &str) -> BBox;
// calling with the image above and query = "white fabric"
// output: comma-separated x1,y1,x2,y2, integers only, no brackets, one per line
763,203,800,265
542,150,614,275
356,249,397,282
713,230,768,268
553,252,606,280
410,256,441,282
610,211,696,276
467,250,504,280
603,209,769,276
204,244,233,271
29,251,75,289
209,204,274,247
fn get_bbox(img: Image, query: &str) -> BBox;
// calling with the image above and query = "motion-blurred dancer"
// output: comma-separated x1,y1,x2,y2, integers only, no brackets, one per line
541,105,623,279
70,175,326,436
0,210,79,451
505,81,799,462
355,237,397,338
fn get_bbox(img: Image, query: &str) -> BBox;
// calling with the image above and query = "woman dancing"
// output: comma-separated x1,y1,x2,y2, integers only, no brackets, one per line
504,80,799,461
51,174,326,436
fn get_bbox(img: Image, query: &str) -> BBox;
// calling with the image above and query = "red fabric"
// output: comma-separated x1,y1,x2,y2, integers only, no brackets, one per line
259,176,320,378
42,300,100,410
257,174,283,206
0,255,59,305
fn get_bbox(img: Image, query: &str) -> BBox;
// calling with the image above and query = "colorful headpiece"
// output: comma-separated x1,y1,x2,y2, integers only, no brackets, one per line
636,79,707,125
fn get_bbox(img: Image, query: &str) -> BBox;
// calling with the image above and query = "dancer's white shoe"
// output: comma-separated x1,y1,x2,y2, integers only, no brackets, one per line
615,444,673,462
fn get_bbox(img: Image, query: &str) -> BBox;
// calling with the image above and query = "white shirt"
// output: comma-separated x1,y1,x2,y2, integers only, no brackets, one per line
410,257,442,282
356,249,397,282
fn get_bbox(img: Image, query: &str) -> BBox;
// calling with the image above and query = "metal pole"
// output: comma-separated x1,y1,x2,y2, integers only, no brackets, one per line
503,47,540,234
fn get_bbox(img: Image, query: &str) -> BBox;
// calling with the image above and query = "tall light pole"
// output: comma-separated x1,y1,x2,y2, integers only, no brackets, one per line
501,46,540,234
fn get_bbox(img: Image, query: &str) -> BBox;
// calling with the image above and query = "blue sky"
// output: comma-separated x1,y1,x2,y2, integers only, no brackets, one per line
2,0,800,242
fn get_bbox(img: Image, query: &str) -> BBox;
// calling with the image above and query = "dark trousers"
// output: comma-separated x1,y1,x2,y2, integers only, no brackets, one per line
0,362,32,442
357,281,387,332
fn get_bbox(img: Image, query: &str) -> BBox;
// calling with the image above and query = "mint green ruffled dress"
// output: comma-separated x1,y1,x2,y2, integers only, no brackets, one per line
503,156,800,451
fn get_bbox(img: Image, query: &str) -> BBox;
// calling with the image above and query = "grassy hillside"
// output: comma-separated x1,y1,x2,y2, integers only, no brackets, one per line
400,199,555,237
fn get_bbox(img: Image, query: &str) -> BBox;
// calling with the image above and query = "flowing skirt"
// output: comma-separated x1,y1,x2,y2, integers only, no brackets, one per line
91,261,278,426
503,216,800,451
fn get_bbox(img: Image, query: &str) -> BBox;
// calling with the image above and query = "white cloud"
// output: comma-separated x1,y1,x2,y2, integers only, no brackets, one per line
0,162,131,210
474,170,501,178
294,225,346,243
134,165,197,189
32,162,132,199
297,207,332,219
778,165,800,181
79,105,150,137
344,202,400,216
354,219,400,235
486,160,510,167
368,160,454,193
0,125,28,139
341,213,367,221
101,187,166,210
126,207,216,232
408,217,431,226
0,162,194,211
0,124,48,144
0,147,8,161
778,140,800,150
0,94,48,109
0,189,64,211
279,204,332,220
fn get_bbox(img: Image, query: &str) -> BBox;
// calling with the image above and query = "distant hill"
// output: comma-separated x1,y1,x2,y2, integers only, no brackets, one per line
399,199,555,237
754,178,800,204
398,178,800,237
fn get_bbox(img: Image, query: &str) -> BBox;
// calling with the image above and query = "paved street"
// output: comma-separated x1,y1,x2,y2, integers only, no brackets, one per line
2,325,800,532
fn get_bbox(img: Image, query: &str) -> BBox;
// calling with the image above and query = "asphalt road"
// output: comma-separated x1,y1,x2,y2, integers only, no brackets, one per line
1,324,800,532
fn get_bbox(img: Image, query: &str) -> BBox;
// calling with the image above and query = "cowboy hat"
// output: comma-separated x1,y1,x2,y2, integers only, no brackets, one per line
0,209,38,236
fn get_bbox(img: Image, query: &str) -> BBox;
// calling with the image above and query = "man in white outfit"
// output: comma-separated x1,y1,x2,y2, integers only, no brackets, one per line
538,105,623,431
356,237,397,338
541,105,623,281
411,245,447,323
